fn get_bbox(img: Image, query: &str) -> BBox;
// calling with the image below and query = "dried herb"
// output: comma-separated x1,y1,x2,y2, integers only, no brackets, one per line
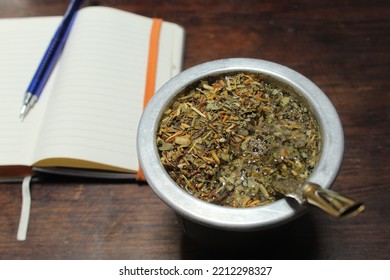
156,73,321,208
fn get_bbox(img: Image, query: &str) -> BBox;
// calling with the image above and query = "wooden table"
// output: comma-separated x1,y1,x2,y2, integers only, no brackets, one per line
0,0,389,260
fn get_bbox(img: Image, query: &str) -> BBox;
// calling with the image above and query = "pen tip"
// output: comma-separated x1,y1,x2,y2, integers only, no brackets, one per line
19,105,27,121
20,92,37,121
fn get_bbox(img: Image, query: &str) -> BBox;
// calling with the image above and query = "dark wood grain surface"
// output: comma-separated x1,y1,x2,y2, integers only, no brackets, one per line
0,0,389,260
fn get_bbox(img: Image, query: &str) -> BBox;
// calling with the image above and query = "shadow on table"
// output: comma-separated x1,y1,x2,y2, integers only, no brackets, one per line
180,211,319,260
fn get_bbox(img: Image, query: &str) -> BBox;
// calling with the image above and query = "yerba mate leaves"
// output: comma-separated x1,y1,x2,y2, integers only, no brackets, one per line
157,73,321,208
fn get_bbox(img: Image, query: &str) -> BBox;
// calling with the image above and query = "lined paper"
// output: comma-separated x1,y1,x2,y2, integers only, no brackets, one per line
33,8,152,171
0,17,61,165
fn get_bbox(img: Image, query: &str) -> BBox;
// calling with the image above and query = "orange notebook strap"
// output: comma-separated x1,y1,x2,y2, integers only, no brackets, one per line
137,18,163,181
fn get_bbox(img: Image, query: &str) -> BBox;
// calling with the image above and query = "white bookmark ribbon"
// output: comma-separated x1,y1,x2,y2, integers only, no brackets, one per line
17,176,32,241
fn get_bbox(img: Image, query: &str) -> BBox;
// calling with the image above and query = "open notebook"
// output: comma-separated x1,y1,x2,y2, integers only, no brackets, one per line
0,6,185,180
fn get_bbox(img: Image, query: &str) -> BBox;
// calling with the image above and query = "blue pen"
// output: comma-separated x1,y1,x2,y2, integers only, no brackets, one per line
20,0,84,120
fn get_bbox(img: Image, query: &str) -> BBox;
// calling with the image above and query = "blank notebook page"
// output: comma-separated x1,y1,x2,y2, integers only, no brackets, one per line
0,17,60,166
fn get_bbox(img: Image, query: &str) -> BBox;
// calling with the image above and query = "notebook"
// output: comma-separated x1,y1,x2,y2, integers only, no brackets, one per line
0,6,185,180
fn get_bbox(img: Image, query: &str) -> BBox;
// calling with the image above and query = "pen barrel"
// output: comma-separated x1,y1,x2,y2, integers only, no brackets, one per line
26,0,83,96
302,183,365,218
27,34,65,96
